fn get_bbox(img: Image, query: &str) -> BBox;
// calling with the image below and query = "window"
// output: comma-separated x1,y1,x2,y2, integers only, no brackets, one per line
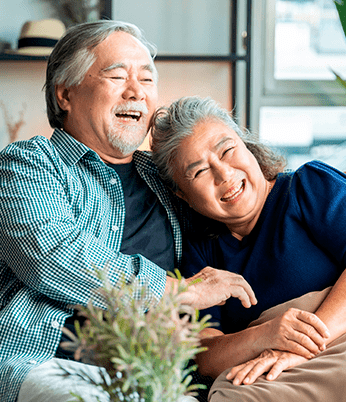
252,0,346,170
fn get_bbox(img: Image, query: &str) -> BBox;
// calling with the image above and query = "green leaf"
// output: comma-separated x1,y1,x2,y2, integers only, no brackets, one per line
331,69,346,89
334,1,346,38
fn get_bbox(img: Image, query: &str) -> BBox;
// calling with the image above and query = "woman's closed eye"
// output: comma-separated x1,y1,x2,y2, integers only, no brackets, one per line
194,167,209,178
221,147,234,158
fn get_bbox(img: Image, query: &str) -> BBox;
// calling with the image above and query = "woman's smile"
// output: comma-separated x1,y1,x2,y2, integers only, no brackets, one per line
173,118,271,238
221,180,245,203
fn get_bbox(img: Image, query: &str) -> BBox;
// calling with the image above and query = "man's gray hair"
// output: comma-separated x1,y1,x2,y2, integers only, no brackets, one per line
151,96,286,193
45,20,158,129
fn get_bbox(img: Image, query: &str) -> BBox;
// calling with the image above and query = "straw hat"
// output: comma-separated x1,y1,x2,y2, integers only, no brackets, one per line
7,19,66,56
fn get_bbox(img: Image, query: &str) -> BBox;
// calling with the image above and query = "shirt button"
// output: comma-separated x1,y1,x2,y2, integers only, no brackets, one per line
112,225,119,232
28,359,37,365
51,320,60,329
110,178,117,185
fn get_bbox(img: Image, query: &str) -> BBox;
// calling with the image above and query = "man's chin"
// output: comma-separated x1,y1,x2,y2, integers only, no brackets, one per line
107,131,147,157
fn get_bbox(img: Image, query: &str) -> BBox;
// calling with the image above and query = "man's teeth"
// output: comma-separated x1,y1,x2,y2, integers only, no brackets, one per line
116,111,141,121
221,181,244,202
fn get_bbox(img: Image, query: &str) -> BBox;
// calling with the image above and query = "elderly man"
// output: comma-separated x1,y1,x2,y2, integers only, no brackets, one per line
0,20,256,402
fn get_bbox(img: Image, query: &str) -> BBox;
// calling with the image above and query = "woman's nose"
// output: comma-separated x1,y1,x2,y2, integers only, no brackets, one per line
214,163,234,186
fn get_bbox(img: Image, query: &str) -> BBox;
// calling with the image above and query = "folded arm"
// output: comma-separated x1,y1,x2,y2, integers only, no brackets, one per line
226,269,346,385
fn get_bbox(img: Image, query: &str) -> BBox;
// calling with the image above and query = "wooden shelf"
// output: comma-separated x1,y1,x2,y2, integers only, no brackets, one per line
0,53,48,61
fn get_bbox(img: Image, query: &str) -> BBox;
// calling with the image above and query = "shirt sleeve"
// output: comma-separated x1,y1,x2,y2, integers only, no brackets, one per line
0,140,166,309
293,161,346,266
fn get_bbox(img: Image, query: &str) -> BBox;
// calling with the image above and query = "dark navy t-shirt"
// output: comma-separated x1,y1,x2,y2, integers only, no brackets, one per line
181,161,346,334
109,161,175,271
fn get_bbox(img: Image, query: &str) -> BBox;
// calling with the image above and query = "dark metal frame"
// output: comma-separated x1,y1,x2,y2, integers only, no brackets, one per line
0,0,252,127
153,0,252,128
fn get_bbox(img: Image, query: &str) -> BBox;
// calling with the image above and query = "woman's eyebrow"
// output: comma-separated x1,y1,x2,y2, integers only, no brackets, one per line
185,159,204,175
212,136,234,151
184,137,234,175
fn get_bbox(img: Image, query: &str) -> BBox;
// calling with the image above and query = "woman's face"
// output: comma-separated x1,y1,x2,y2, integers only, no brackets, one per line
173,119,270,235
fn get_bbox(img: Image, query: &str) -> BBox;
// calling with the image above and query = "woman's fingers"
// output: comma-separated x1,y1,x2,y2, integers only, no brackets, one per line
268,308,330,357
265,352,307,381
226,350,278,385
226,350,308,386
295,309,330,343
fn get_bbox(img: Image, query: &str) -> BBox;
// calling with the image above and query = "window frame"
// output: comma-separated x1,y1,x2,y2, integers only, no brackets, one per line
250,0,346,134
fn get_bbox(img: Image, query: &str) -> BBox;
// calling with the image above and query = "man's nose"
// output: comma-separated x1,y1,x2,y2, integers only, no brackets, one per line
122,78,145,101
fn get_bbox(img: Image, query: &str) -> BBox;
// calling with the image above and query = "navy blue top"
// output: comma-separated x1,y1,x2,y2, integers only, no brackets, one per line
181,161,346,333
110,161,175,271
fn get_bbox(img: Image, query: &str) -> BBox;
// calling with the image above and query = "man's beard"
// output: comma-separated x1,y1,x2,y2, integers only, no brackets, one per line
106,122,148,156
106,101,149,156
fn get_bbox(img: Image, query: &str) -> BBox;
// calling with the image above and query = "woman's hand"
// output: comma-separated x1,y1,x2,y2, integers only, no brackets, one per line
226,349,307,385
258,308,330,359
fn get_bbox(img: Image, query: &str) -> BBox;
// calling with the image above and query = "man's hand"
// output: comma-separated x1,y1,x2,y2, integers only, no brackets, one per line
257,308,330,359
170,266,257,310
226,349,307,386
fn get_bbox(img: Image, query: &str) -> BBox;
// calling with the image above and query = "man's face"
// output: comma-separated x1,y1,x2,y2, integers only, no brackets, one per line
57,31,159,163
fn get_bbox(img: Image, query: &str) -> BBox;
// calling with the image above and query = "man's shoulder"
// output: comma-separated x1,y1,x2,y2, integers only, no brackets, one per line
0,135,54,161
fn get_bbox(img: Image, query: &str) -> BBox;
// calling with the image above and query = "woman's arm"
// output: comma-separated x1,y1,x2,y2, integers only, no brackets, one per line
314,268,346,343
225,271,346,386
195,307,329,378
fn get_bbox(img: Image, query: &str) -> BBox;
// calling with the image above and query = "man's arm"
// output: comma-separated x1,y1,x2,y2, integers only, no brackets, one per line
165,266,257,310
0,139,167,308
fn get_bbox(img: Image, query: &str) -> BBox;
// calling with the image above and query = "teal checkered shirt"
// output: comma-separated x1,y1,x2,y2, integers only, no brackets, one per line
0,129,190,402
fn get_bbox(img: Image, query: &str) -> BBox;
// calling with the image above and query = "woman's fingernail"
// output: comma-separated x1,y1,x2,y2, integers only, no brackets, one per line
233,378,240,385
267,374,273,380
244,377,250,384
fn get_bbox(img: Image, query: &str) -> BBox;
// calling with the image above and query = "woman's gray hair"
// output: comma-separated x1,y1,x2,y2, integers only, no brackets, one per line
151,96,286,193
45,20,158,129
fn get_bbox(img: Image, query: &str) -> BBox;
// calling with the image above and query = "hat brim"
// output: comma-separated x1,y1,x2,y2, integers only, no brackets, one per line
5,47,54,56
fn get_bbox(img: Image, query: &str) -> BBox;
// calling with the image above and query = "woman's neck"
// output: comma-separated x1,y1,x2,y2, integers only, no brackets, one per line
227,179,276,241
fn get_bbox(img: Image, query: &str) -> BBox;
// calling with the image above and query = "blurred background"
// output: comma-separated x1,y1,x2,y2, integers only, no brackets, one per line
1,0,346,170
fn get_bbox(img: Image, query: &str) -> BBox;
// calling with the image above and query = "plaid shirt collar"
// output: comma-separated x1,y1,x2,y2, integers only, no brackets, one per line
50,128,159,175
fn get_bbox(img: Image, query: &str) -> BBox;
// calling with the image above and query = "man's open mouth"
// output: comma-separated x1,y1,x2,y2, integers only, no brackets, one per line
220,180,244,202
115,111,142,121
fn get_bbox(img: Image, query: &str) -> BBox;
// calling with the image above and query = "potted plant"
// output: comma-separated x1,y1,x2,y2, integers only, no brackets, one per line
59,268,210,402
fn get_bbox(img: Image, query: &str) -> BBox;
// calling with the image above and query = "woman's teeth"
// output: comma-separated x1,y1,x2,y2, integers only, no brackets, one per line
221,181,244,202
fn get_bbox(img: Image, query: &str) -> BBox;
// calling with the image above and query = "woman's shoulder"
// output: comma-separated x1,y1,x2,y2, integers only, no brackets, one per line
293,160,346,187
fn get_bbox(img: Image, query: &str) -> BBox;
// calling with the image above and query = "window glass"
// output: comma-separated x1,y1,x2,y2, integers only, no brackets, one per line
275,0,346,80
112,0,230,55
259,106,346,170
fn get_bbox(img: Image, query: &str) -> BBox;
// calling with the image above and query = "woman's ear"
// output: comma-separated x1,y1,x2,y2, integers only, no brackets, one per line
55,84,71,112
176,189,188,204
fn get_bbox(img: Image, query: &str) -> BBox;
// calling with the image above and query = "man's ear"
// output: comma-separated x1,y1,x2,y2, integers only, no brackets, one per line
55,84,71,112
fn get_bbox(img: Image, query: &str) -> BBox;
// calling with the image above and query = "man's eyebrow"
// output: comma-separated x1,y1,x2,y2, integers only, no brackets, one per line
101,63,126,72
184,137,234,175
101,63,155,73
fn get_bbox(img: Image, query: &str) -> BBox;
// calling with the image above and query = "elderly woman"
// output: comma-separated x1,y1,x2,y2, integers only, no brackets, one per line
151,96,346,402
